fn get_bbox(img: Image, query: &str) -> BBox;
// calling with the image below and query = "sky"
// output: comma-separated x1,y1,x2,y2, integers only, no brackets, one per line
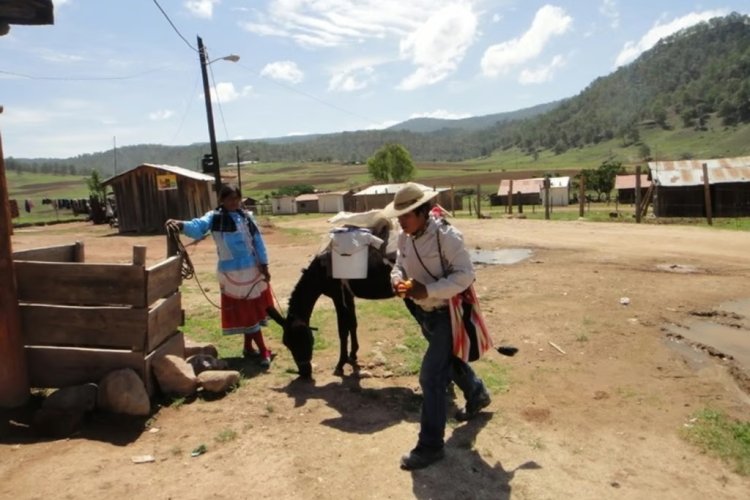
0,0,748,159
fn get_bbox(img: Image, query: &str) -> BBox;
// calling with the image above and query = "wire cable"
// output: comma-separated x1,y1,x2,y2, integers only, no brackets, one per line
151,0,197,52
0,68,164,81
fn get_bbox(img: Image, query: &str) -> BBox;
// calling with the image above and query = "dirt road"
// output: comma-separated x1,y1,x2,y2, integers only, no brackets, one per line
2,217,749,499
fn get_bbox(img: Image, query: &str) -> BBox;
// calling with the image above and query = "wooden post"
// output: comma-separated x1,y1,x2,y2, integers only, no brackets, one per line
702,163,712,226
133,246,147,266
74,241,85,263
0,130,30,407
475,184,481,219
507,180,513,214
543,177,551,220
635,166,642,224
517,191,523,214
578,172,585,217
450,184,455,217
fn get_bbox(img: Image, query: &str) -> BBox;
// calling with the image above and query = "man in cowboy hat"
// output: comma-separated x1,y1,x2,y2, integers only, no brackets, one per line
385,182,491,470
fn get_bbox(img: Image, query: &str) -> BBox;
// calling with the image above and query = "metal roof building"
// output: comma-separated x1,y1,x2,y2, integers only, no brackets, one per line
615,174,652,205
352,182,458,212
647,157,750,217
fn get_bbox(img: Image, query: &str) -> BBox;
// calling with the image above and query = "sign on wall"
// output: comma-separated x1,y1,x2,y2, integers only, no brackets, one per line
157,174,178,191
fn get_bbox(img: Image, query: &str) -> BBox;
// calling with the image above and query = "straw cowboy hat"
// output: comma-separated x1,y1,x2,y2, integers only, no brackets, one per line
383,182,440,217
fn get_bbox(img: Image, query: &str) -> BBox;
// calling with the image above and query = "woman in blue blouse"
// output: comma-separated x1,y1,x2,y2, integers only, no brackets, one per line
166,184,274,367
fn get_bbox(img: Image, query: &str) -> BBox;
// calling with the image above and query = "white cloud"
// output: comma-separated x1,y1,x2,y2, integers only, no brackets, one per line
410,109,472,120
614,9,728,67
240,1,466,48
208,82,252,103
518,54,566,84
185,0,220,19
52,0,72,7
148,109,175,121
329,66,375,92
260,61,304,84
599,0,619,29
481,5,572,77
2,107,58,125
39,51,85,64
492,14,503,23
397,4,478,90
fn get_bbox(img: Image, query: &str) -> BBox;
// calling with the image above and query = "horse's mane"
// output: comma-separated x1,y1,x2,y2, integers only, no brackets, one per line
287,254,327,322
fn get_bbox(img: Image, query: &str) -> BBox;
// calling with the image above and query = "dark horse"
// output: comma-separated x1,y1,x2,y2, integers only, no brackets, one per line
281,250,395,378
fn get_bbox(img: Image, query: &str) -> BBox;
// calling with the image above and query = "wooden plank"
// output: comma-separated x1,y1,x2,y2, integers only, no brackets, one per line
15,261,146,307
146,292,182,352
146,256,182,305
19,303,148,350
144,331,185,395
26,345,144,389
12,243,77,263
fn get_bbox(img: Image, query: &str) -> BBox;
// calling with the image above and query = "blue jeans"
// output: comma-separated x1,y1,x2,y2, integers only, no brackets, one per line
408,302,485,449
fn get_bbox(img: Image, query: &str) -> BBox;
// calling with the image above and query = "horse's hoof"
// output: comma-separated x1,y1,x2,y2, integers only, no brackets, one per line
333,367,344,377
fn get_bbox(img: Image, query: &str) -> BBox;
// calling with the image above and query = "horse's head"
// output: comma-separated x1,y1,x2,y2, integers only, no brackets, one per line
282,316,314,379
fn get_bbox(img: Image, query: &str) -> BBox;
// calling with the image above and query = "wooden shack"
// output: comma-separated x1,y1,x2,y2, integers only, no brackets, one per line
103,164,216,233
615,174,651,205
295,193,319,214
12,242,184,395
648,157,750,217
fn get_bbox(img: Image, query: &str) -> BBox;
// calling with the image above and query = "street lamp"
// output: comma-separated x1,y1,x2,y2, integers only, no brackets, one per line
197,35,239,195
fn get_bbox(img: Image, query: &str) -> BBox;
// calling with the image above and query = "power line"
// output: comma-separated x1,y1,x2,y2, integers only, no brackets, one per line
151,0,197,52
0,68,164,81
207,61,232,143
236,61,376,124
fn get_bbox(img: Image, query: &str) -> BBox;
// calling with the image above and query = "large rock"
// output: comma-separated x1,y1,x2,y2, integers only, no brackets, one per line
197,370,241,393
152,354,198,397
43,383,98,412
187,354,229,375
184,338,219,359
97,369,150,416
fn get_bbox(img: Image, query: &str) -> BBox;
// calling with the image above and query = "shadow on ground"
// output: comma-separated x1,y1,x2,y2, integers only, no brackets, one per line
408,414,542,499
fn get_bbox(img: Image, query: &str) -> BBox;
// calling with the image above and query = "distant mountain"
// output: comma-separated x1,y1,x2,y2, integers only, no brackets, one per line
8,12,750,176
386,101,562,134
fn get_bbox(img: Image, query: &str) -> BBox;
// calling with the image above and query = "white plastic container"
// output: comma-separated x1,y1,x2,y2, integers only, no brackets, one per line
330,227,383,279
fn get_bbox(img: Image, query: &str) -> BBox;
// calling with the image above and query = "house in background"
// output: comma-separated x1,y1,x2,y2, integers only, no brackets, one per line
352,182,457,212
615,174,652,204
271,195,297,215
102,164,215,233
317,190,355,213
493,177,570,207
295,193,319,214
648,157,750,217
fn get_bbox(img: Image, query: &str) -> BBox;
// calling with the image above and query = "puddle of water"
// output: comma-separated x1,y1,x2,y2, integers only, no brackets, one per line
469,248,532,265
664,321,750,368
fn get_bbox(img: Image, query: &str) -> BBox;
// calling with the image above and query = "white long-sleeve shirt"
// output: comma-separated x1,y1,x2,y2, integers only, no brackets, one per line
390,217,475,311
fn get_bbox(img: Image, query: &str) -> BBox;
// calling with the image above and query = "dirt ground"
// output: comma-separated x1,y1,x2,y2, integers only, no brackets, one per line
2,216,750,500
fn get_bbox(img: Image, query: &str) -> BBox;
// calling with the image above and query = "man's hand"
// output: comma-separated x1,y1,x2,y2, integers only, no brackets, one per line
405,280,427,300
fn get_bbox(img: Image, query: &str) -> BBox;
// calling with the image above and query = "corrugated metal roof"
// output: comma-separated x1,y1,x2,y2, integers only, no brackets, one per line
295,194,319,202
615,174,651,190
103,163,214,185
317,190,350,197
497,177,570,195
648,156,750,187
354,182,446,196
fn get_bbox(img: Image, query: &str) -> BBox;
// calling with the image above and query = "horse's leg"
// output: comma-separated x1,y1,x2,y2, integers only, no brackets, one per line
332,293,350,376
344,291,359,367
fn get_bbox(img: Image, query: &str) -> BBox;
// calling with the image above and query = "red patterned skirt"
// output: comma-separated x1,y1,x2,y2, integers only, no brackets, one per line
220,285,274,336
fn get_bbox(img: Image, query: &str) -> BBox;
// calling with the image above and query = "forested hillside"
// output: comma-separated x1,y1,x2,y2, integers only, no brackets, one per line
7,12,750,176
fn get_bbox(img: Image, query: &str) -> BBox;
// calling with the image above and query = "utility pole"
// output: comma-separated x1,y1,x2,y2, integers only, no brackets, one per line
235,145,242,196
197,36,222,195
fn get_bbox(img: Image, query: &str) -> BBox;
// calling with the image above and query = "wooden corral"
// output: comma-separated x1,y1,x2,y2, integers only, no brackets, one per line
103,164,216,233
12,242,185,395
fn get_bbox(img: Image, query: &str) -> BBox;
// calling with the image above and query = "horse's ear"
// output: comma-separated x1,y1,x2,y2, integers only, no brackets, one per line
266,306,286,327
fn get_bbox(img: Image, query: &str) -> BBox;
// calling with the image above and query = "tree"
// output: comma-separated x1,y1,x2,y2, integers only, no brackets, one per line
367,143,416,183
86,169,107,202
580,160,625,201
